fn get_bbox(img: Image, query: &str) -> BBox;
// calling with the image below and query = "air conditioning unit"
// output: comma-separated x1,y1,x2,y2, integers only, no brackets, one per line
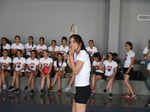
137,14,150,21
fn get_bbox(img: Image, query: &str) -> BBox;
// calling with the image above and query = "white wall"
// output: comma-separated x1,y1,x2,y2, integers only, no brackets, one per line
119,0,150,60
0,0,107,52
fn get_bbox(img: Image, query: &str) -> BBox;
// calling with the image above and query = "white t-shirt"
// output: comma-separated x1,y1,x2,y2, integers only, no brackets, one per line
124,50,135,68
36,44,47,53
0,57,12,70
26,58,39,72
92,61,104,73
59,45,69,54
48,46,59,52
25,43,37,56
2,44,11,50
54,61,67,71
103,60,118,76
13,57,26,72
74,50,91,87
39,57,53,69
11,43,24,50
86,46,98,56
143,47,150,58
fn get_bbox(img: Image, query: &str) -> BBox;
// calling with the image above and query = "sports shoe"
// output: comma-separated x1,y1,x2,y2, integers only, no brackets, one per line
8,86,15,92
129,94,136,100
13,88,21,94
122,93,130,99
24,86,28,91
64,86,71,92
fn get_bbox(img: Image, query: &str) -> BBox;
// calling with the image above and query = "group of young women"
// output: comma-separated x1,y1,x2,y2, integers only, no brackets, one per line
0,34,138,112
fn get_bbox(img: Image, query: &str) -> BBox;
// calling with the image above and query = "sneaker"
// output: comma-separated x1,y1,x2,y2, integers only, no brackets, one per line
129,94,136,100
3,84,7,90
64,86,71,92
40,89,44,95
104,89,107,93
8,86,15,92
14,88,20,94
108,93,113,100
29,89,34,96
24,86,28,91
122,93,130,99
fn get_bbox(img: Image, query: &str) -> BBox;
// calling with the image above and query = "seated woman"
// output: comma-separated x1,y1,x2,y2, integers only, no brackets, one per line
24,50,39,95
25,36,37,58
36,37,47,58
59,37,69,58
11,35,24,57
50,53,67,95
39,50,53,95
86,40,98,58
0,49,12,92
48,40,59,60
103,52,118,100
91,52,104,95
8,50,26,94
0,37,11,56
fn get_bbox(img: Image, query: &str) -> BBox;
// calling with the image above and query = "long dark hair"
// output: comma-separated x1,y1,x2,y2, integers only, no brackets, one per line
1,37,11,53
56,53,64,68
69,34,86,51
28,36,34,47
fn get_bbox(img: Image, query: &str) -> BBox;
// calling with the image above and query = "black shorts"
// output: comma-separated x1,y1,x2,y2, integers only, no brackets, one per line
95,72,104,76
75,85,91,104
123,68,133,76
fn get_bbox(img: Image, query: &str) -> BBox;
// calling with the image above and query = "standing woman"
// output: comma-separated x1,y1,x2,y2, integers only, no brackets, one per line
0,49,12,91
8,50,26,94
68,34,91,112
122,41,136,99
39,50,53,95
25,36,37,58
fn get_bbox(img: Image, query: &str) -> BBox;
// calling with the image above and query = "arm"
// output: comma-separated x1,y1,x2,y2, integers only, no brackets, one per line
47,63,53,75
126,57,134,74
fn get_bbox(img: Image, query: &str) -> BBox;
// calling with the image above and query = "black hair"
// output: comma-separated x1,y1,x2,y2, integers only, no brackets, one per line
52,40,56,44
125,41,133,50
69,34,86,51
15,35,21,40
56,53,64,68
93,52,101,60
17,49,22,54
89,40,94,43
61,36,67,42
107,52,113,60
39,37,45,42
1,37,11,53
28,36,34,47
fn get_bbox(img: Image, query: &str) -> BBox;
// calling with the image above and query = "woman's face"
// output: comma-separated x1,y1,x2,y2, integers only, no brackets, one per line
39,39,44,45
108,53,113,60
69,37,79,51
43,51,48,57
125,44,130,51
2,38,6,45
51,41,56,46
31,51,36,58
89,41,94,47
58,55,63,61
3,50,8,57
17,51,22,57
16,37,20,43
62,39,67,45
28,37,33,44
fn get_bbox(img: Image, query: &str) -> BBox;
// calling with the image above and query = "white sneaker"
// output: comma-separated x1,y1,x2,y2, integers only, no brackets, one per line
3,84,7,90
64,86,71,92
